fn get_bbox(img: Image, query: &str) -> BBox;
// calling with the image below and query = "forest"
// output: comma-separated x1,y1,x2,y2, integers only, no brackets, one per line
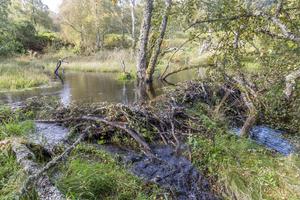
0,0,300,199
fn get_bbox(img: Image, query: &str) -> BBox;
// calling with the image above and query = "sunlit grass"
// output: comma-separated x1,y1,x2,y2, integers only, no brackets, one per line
0,61,50,91
44,49,137,73
56,145,161,199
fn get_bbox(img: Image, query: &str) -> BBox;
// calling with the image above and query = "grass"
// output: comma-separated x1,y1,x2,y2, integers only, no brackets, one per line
0,107,35,140
0,149,24,200
0,58,51,91
187,103,300,200
55,145,162,199
0,37,213,91
44,49,136,73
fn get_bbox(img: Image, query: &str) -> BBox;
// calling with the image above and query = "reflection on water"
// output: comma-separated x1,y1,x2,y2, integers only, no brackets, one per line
0,70,197,106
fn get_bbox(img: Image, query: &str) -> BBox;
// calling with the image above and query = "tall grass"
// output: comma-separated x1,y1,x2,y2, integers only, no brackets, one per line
0,59,50,91
187,102,300,200
44,49,136,73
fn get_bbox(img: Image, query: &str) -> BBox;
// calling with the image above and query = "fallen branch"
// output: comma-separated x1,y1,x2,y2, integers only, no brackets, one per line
12,140,65,200
162,64,214,80
82,116,155,157
18,126,90,199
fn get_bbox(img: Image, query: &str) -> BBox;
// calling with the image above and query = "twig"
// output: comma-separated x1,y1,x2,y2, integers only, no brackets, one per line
81,116,155,157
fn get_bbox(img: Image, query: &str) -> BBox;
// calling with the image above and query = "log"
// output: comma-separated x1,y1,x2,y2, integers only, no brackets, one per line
18,126,90,198
12,141,65,200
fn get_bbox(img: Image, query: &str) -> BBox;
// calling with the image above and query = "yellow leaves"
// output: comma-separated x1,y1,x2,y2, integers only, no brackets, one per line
111,0,118,5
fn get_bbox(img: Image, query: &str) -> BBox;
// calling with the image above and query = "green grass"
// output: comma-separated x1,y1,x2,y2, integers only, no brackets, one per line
0,59,50,91
0,147,38,200
0,107,35,140
187,102,300,200
56,145,161,199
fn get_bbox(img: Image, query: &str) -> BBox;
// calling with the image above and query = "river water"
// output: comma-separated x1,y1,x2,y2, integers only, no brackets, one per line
0,70,197,106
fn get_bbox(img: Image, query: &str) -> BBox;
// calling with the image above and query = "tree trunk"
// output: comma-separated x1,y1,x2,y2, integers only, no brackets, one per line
130,0,137,54
240,93,257,137
136,0,154,82
146,0,172,83
93,0,101,51
284,68,300,100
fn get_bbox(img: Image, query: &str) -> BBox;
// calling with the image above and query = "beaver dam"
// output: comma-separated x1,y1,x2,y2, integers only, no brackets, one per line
1,80,300,200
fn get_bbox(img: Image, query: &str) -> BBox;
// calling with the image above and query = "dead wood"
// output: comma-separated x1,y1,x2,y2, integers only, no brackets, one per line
12,140,65,200
162,64,214,81
54,57,68,75
17,126,90,199
239,93,257,137
214,88,232,114
284,67,300,100
81,116,155,157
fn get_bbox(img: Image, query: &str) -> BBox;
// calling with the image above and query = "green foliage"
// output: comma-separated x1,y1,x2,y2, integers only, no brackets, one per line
189,133,300,200
261,83,300,134
104,34,131,49
117,72,134,81
56,145,160,200
0,0,59,55
184,100,300,199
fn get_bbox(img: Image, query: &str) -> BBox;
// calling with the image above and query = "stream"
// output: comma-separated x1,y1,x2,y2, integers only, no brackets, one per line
1,70,295,199
2,70,293,156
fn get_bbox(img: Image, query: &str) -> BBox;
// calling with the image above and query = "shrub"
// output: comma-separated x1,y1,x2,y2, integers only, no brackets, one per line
104,34,131,49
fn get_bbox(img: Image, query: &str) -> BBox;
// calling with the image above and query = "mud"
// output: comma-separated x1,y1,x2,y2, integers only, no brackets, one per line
99,145,217,200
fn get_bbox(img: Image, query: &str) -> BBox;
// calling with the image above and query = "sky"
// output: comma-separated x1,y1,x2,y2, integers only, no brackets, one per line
42,0,62,13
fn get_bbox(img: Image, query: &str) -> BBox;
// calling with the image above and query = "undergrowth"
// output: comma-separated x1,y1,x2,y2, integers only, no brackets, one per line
55,145,162,200
0,107,35,140
188,103,300,200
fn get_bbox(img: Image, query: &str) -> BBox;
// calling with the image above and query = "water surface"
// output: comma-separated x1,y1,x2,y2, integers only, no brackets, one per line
0,70,197,106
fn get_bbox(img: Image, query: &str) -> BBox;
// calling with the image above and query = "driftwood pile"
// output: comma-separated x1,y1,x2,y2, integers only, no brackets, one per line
6,81,251,199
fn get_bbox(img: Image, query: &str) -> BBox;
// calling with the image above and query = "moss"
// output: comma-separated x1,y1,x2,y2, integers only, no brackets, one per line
56,145,162,200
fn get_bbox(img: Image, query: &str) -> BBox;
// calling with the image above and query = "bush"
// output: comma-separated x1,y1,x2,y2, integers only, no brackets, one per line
104,34,131,49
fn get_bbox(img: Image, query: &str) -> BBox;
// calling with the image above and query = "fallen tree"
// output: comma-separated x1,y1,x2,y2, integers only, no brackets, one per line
12,140,65,200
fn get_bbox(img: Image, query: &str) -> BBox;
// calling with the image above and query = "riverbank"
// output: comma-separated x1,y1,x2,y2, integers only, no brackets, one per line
0,43,212,92
1,80,299,199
